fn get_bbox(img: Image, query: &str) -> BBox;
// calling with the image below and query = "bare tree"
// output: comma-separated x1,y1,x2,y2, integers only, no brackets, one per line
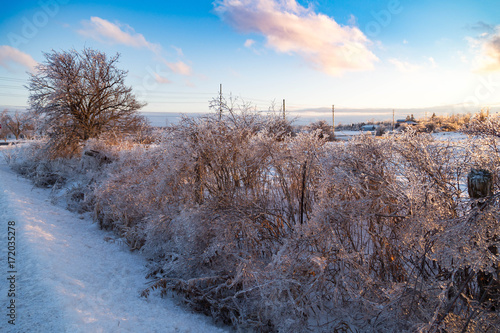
27,48,146,157
307,120,334,140
0,110,11,141
1,110,33,140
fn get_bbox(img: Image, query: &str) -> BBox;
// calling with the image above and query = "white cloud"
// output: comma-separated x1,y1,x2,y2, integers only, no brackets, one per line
470,25,500,72
0,45,37,72
78,17,193,77
457,51,468,64
244,39,256,48
214,0,378,76
389,58,421,73
78,17,161,53
389,57,439,73
171,46,184,57
428,57,437,68
347,14,357,26
469,21,495,33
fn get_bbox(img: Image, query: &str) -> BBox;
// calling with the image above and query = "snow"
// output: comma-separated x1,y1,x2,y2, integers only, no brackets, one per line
332,130,469,142
0,146,230,333
431,131,468,141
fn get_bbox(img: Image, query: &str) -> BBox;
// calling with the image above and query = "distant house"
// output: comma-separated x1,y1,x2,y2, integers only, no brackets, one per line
360,124,379,132
395,119,417,128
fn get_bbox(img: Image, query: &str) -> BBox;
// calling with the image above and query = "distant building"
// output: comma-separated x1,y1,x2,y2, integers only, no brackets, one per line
360,124,379,131
395,120,417,128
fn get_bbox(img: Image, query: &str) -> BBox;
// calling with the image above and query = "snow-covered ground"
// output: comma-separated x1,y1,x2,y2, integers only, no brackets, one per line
333,130,468,141
0,146,230,333
431,131,468,141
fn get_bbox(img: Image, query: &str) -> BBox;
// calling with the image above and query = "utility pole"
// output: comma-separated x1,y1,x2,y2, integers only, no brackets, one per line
392,109,395,131
332,105,335,138
283,99,286,120
219,83,223,120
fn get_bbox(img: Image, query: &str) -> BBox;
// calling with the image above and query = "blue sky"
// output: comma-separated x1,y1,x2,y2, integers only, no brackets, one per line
1,0,500,124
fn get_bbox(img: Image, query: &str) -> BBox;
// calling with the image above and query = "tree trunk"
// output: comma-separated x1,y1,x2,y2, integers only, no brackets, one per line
299,160,307,225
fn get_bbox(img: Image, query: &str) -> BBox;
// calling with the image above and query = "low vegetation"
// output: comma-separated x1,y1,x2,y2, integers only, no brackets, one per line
336,111,478,134
6,108,500,332
0,109,34,140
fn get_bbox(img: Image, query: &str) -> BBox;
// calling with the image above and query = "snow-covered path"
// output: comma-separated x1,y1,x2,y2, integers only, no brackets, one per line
0,148,230,333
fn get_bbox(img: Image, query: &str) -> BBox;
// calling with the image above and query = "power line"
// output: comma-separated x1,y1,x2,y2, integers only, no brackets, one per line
145,101,208,104
142,97,211,102
0,76,27,83
137,91,214,96
0,85,27,90
0,93,28,97
234,95,274,103
139,113,195,118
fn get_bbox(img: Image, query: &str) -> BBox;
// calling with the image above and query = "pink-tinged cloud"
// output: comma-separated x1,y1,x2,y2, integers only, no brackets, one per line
154,73,171,84
78,17,160,53
78,17,193,77
214,0,378,75
163,60,192,76
0,45,37,72
472,26,500,72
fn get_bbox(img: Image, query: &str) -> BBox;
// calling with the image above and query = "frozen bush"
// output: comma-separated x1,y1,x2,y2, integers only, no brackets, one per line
8,110,500,332
6,139,74,188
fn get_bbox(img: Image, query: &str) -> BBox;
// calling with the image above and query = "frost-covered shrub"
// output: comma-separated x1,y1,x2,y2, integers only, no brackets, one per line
6,137,131,211
255,130,500,332
307,120,334,141
6,139,75,188
132,113,326,328
8,110,500,332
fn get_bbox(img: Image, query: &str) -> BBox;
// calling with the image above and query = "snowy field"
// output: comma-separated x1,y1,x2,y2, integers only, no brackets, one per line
0,146,230,333
333,130,468,141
